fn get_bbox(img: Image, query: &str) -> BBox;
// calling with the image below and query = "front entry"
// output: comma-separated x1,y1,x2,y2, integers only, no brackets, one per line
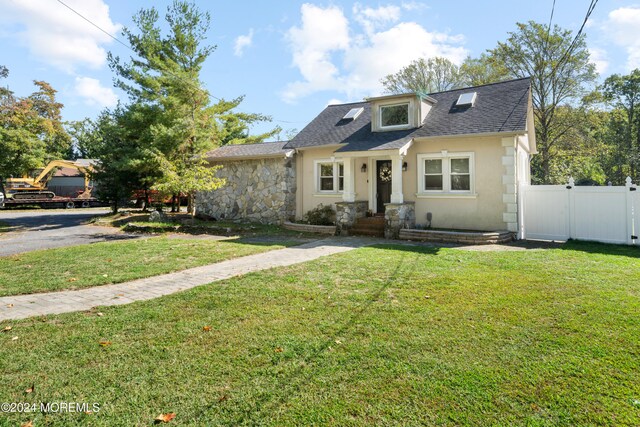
376,160,392,214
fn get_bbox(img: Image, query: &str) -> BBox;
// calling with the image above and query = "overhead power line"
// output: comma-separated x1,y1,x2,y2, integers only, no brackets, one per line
553,0,599,73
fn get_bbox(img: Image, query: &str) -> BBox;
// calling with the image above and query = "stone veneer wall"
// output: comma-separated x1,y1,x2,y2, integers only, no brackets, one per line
384,202,416,239
335,201,368,236
196,157,296,224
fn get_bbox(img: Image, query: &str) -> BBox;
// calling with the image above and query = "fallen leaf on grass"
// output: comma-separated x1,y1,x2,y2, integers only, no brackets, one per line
21,421,33,427
202,326,212,331
274,347,283,353
68,278,78,282
2,326,11,332
106,259,112,262
154,412,176,423
99,341,112,347
11,336,18,341
218,394,228,402
25,384,34,394
335,339,342,345
96,312,104,317
102,274,109,278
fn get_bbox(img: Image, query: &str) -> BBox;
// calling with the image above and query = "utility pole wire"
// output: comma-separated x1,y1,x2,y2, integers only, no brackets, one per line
55,0,300,125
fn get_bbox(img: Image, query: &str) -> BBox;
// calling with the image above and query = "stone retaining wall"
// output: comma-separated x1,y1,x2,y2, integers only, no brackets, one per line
196,157,296,224
399,229,515,244
282,222,335,234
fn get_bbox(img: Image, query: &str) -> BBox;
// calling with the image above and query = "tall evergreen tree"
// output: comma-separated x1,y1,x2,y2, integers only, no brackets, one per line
106,1,277,213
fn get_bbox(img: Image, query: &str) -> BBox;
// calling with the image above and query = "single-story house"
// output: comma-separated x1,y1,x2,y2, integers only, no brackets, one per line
198,77,536,238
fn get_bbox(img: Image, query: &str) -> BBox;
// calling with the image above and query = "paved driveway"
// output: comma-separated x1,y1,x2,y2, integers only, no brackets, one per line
0,208,140,256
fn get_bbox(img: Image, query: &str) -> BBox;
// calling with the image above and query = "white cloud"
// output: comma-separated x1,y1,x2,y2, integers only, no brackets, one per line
401,2,428,11
0,0,120,72
234,29,254,57
282,3,467,103
282,4,350,101
74,76,118,108
603,7,640,70
353,4,401,35
326,98,345,106
588,47,608,75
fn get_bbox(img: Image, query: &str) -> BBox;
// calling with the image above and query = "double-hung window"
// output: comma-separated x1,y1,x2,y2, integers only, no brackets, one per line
316,160,344,193
417,152,475,195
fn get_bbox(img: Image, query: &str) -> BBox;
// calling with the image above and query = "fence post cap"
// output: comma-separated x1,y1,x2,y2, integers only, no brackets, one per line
625,176,633,187
568,177,575,187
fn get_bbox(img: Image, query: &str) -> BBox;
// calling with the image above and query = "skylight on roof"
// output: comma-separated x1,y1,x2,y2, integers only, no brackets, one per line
343,107,364,120
456,92,477,107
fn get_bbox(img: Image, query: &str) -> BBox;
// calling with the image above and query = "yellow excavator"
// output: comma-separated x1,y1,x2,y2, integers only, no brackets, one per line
3,160,94,201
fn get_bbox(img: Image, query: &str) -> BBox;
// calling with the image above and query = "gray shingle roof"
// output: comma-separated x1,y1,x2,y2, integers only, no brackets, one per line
205,141,293,160
284,77,531,153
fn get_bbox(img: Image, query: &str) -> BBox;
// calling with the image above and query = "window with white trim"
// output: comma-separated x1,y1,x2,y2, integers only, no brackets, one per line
380,103,409,128
315,160,344,193
417,152,475,194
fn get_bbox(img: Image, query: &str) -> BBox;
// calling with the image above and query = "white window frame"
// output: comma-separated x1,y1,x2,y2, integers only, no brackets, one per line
379,102,410,130
314,159,344,195
416,151,476,197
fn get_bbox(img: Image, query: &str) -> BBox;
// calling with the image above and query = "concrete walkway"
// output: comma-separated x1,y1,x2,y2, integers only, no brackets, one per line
0,237,374,321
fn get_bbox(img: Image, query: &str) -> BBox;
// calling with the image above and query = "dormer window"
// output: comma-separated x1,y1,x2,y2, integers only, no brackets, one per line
380,103,409,128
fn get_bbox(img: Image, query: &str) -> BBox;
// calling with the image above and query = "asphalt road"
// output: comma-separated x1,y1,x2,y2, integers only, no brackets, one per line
0,208,140,256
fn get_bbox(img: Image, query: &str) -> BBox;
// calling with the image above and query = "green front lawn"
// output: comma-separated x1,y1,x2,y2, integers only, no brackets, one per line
1,242,639,426
0,236,291,296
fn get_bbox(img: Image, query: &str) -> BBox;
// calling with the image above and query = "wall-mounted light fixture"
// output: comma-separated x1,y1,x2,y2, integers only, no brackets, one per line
402,162,408,171
361,163,367,173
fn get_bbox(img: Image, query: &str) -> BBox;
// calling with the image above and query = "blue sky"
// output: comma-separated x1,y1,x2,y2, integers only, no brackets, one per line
1,0,639,139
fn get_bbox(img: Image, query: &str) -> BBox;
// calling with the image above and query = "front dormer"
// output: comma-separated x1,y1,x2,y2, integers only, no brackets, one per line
368,93,437,132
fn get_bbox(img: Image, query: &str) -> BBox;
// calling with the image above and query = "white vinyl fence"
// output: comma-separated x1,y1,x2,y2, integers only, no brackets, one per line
521,177,639,245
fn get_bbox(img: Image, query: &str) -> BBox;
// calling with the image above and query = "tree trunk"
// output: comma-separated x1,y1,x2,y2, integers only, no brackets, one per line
171,194,177,213
187,192,194,216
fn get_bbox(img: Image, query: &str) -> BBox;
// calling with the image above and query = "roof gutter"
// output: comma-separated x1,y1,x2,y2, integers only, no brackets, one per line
206,151,294,163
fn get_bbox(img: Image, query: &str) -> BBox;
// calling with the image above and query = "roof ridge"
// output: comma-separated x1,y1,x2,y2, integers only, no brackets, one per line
426,76,531,96
326,100,368,107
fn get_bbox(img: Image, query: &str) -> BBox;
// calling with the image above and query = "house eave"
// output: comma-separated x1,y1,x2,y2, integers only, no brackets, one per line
206,151,294,163
412,130,527,142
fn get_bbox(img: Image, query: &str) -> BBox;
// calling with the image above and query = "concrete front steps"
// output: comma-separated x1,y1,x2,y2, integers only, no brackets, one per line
350,216,385,237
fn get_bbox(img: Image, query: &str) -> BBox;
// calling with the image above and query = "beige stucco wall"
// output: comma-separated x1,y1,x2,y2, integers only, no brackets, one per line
295,146,370,219
405,136,507,231
296,134,528,231
296,146,342,219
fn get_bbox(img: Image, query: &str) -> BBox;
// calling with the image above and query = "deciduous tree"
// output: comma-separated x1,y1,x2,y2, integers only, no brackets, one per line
381,57,462,95
489,21,598,183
